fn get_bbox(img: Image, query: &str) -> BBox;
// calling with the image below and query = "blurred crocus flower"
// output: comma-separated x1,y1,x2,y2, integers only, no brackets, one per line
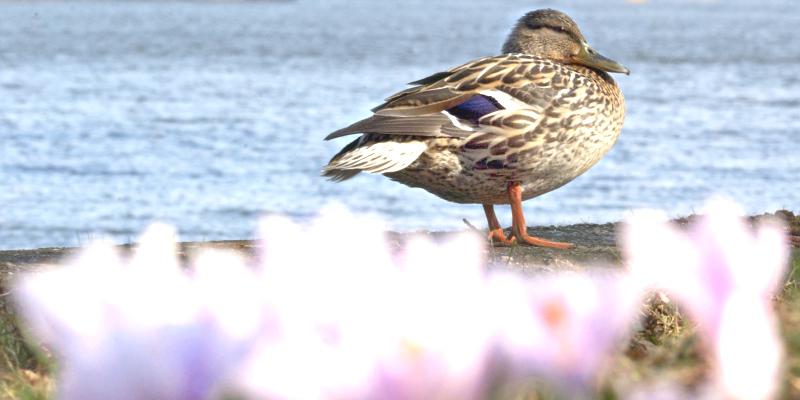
13,204,646,400
488,271,641,397
14,224,264,400
240,205,643,399
238,206,495,399
622,199,789,400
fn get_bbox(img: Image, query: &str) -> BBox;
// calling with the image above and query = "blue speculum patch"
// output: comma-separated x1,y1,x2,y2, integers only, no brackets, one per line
445,94,504,123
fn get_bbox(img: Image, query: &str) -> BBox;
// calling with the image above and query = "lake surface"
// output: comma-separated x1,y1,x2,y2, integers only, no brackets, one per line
1,0,799,250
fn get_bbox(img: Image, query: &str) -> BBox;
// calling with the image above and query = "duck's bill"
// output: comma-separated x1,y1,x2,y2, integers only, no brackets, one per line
574,44,630,75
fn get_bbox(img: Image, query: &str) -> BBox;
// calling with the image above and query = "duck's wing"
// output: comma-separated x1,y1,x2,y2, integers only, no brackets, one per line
325,114,471,140
323,54,590,181
372,54,562,117
325,54,566,141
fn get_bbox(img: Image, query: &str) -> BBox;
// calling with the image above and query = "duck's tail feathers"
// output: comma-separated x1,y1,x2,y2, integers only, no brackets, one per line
321,168,362,182
322,137,427,182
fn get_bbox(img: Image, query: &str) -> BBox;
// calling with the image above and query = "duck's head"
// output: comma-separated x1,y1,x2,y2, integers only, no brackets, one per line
502,9,629,75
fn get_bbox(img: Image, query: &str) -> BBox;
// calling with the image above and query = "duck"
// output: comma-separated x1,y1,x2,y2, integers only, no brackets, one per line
322,9,628,249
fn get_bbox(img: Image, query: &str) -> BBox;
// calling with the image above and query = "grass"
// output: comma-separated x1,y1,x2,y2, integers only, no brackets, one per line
777,256,800,397
0,307,52,400
0,255,53,399
0,369,51,400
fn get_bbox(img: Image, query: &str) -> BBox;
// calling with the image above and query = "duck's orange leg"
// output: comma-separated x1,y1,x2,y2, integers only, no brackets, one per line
507,182,574,249
483,204,514,246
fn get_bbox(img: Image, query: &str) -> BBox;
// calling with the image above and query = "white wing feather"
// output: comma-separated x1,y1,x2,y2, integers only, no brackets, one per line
323,140,428,179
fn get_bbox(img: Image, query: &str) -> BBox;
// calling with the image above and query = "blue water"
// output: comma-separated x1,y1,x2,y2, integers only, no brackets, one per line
1,0,799,250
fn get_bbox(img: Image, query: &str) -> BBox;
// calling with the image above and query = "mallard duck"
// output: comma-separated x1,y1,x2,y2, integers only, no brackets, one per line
323,9,628,248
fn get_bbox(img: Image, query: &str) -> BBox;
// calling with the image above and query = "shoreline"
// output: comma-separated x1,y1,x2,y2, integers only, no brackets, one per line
1,210,797,274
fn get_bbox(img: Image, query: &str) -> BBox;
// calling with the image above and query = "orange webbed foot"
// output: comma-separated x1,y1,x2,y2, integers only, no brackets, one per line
488,228,515,246
512,229,574,249
505,182,574,250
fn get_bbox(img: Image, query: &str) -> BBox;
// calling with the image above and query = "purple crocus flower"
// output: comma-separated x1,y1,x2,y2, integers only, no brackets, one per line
623,199,788,400
14,225,263,400
238,206,494,399
489,271,641,397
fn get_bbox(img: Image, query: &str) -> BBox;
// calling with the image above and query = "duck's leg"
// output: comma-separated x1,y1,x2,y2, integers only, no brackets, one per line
507,182,574,249
483,204,514,246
